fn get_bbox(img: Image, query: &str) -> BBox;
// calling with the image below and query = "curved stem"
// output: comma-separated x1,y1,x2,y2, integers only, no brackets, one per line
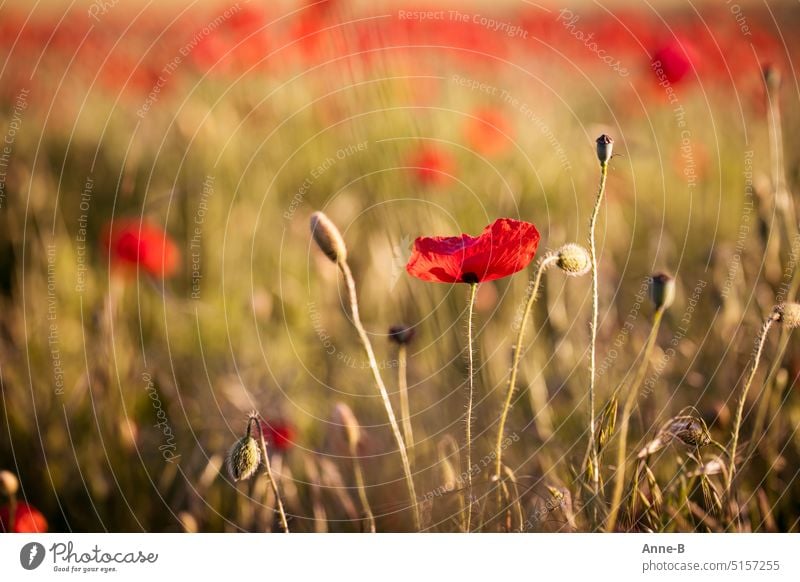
605,307,664,532
352,453,376,533
725,315,777,503
397,345,414,465
493,255,557,491
587,161,609,510
464,282,478,532
338,261,420,530
256,421,290,533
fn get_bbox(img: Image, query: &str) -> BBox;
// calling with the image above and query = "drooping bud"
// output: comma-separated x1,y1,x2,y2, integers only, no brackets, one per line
555,243,591,277
388,324,416,345
0,470,19,497
334,403,361,451
226,435,261,481
596,134,614,164
774,303,800,328
310,211,347,263
650,272,676,310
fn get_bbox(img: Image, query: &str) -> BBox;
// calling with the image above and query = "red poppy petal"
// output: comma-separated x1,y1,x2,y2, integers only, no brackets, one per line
406,218,539,284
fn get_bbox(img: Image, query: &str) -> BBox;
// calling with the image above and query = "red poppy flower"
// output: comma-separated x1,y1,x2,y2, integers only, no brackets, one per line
406,218,540,284
464,107,513,156
406,146,455,186
651,40,694,85
102,219,179,279
259,420,294,452
0,502,48,533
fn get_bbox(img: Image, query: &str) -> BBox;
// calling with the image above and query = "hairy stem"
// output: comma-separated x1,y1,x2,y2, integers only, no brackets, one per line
726,315,777,504
351,449,376,533
256,420,290,533
587,161,609,512
338,261,421,530
397,345,414,465
605,307,664,532
464,282,479,532
493,255,557,505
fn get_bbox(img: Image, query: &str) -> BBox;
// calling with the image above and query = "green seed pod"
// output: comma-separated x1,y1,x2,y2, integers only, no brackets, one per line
556,243,591,277
310,211,347,263
650,272,676,310
596,134,614,164
226,436,261,481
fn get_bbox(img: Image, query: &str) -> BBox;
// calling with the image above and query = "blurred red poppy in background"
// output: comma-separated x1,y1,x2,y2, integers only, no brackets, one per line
651,39,694,84
406,218,540,284
0,502,48,533
260,420,295,452
406,146,455,186
464,107,513,156
102,219,179,279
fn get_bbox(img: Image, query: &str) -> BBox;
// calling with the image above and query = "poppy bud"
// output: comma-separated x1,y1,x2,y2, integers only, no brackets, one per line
596,134,614,164
555,244,591,277
774,303,800,328
0,471,18,497
388,324,416,345
226,436,261,481
335,403,361,450
650,272,676,310
763,63,781,94
310,211,348,263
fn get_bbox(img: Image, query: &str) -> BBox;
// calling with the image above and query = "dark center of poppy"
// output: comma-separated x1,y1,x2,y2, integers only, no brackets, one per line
461,272,480,284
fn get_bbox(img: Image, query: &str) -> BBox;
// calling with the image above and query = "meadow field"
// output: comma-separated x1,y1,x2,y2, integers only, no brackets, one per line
1,0,800,533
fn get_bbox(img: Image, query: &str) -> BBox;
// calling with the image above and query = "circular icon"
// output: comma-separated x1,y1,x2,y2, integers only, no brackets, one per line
20,542,46,570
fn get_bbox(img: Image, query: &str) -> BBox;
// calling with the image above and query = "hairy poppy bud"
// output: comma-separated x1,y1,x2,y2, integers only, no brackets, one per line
0,470,18,497
388,324,416,345
556,243,591,277
310,211,347,263
335,403,361,450
226,436,261,481
650,272,676,310
596,134,614,164
774,303,800,328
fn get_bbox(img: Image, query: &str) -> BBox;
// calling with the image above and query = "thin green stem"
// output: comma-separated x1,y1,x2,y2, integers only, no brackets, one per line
605,307,664,532
256,421,290,533
725,314,777,504
464,282,478,532
397,345,414,465
587,161,609,510
338,261,421,530
493,255,557,494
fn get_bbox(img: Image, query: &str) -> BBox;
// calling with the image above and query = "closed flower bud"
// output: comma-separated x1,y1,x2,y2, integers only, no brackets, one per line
388,324,416,345
556,243,591,277
0,470,19,497
226,436,261,481
774,303,800,328
596,134,614,164
310,211,347,263
650,272,676,310
763,63,781,94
